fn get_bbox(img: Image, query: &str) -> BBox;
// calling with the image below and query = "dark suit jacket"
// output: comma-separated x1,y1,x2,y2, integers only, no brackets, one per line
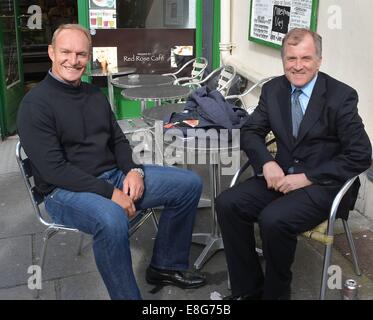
241,72,372,218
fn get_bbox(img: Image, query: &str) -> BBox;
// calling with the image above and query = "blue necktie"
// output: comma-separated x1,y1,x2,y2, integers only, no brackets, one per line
291,89,303,138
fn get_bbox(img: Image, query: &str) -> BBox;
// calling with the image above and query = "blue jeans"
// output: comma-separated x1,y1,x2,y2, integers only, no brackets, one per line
44,165,202,300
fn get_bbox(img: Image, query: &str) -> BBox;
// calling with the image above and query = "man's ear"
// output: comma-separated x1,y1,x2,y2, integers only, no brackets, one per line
48,45,55,62
317,57,322,70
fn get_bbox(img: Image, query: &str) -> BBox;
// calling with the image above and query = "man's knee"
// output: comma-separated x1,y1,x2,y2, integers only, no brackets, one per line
258,208,289,239
216,189,236,221
95,204,130,240
183,170,203,194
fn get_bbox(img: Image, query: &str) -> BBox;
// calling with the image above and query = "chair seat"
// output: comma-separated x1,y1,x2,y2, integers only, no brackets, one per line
302,221,333,245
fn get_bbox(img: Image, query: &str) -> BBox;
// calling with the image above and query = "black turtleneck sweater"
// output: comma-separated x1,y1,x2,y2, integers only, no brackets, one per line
17,73,142,199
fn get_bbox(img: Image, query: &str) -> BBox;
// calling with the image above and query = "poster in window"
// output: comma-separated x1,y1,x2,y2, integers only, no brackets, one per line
92,47,118,73
89,0,117,29
249,0,319,49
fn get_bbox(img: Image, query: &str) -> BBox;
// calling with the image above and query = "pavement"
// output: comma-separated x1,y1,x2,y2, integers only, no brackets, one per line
1,134,373,300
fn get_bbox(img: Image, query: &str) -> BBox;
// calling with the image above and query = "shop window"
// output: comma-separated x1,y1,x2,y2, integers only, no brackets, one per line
20,1,77,82
89,0,196,30
89,0,197,82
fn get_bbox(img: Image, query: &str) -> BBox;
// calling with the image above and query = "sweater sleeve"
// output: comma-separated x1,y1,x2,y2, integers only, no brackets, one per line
17,99,115,199
108,110,144,174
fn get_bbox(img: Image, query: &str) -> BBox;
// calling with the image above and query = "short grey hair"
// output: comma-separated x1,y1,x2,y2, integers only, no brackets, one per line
281,28,322,60
51,24,92,48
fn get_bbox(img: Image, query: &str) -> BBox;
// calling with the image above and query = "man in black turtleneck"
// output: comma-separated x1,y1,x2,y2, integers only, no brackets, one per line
17,24,206,300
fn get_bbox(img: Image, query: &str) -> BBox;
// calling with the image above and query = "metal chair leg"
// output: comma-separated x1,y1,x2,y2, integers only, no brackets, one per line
77,233,85,256
342,220,362,276
320,243,333,300
36,227,59,298
150,209,159,231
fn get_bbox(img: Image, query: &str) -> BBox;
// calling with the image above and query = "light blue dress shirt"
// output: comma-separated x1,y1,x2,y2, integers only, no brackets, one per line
291,74,318,115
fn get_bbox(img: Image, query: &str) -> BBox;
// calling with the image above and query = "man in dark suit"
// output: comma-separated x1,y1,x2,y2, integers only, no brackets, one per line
216,28,372,300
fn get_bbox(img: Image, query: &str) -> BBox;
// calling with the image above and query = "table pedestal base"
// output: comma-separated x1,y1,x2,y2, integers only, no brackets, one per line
192,233,224,270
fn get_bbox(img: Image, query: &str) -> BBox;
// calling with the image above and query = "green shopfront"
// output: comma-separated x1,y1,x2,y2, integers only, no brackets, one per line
0,0,220,139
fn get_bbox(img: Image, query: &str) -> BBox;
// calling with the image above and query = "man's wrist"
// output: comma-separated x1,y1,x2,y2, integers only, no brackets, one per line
129,167,145,178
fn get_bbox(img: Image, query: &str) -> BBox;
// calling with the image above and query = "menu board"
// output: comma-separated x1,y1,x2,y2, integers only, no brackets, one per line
249,0,319,49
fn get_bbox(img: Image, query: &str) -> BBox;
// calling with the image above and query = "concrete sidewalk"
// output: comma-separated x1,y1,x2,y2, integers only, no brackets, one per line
1,135,373,300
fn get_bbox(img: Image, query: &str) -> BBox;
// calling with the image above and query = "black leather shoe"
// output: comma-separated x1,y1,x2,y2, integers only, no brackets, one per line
146,266,206,289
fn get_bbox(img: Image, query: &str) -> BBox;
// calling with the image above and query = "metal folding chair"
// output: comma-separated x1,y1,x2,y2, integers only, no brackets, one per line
16,141,159,298
182,64,237,97
227,138,362,299
225,76,276,113
162,57,208,85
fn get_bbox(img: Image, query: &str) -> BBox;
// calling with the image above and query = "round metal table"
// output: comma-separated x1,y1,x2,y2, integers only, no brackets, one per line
166,128,240,270
121,85,192,112
142,103,186,124
141,102,241,270
111,74,175,88
89,66,136,78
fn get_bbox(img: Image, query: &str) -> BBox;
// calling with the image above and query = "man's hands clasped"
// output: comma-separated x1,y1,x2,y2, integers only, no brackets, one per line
263,161,312,193
111,170,144,218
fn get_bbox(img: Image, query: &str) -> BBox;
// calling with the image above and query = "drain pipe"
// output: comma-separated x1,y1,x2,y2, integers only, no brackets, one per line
219,0,268,82
220,0,233,65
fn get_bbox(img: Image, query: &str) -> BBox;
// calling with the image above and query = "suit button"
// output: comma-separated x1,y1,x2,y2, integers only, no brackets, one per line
294,159,299,164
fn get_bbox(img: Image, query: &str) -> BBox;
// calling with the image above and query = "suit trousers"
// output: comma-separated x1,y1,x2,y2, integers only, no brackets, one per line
216,177,330,299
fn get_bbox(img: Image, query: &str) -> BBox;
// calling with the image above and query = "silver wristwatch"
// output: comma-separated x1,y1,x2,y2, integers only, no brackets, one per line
130,167,145,178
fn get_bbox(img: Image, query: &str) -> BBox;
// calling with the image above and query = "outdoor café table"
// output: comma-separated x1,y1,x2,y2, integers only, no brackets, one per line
141,103,240,270
88,66,136,112
142,102,186,125
111,74,175,89
171,130,240,270
121,84,192,112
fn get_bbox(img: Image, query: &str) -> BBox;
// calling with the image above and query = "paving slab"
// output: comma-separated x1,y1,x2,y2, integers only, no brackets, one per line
0,281,56,300
32,231,97,281
0,136,19,176
334,230,373,281
0,235,33,288
59,272,109,300
0,173,45,239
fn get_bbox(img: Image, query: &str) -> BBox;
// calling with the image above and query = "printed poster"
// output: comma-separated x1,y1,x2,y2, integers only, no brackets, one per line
89,0,117,29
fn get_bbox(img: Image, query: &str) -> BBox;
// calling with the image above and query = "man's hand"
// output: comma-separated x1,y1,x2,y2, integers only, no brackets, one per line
123,170,144,202
263,161,285,190
276,173,312,194
111,188,136,218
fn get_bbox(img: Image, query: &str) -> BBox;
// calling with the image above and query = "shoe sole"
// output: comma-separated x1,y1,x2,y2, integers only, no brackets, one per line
146,277,206,289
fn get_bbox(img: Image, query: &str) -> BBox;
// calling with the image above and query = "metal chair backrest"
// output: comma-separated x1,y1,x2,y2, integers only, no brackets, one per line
16,141,78,231
163,57,208,85
225,76,276,113
183,64,237,97
189,57,208,82
215,65,237,97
